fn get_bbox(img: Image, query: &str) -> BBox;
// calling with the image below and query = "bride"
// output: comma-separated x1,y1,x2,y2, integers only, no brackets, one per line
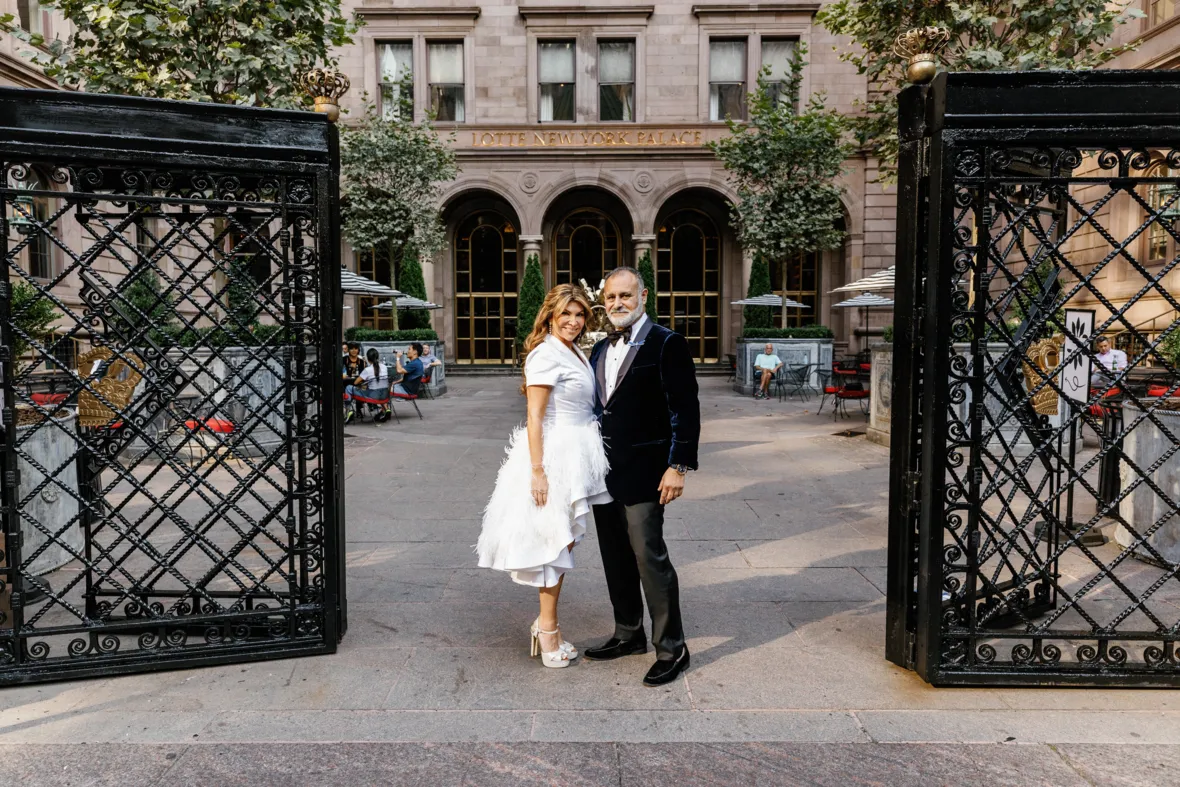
476,283,610,668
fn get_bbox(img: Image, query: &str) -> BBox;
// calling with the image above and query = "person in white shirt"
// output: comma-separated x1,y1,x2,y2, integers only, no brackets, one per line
752,343,783,400
346,348,391,422
1091,336,1128,388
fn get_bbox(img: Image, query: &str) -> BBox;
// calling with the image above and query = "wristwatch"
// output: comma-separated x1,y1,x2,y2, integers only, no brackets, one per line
671,464,690,475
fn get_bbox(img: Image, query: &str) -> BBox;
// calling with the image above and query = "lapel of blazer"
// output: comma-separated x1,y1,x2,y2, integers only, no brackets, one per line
593,340,609,407
605,318,656,408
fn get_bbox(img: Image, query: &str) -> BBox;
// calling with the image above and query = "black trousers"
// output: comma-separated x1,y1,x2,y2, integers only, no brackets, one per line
593,499,685,660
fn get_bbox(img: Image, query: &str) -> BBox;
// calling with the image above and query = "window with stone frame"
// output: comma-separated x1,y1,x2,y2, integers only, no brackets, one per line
1148,0,1178,27
1146,163,1179,263
760,38,796,109
539,40,576,122
598,40,635,122
428,41,465,122
709,39,746,121
379,42,414,120
16,0,44,34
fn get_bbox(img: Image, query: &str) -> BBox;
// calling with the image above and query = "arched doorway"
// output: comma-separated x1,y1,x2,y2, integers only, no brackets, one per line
454,211,518,363
656,209,721,362
553,208,620,287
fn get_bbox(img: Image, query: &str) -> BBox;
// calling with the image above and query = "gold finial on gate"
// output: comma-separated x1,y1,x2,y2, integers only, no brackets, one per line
298,68,351,123
894,27,951,85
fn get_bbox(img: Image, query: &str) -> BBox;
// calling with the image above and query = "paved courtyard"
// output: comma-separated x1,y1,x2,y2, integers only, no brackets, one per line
4,377,1180,785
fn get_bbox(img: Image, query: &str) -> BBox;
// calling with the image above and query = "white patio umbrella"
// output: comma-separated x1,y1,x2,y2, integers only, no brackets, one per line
341,268,403,297
375,295,442,310
732,293,810,309
831,266,895,293
832,292,895,352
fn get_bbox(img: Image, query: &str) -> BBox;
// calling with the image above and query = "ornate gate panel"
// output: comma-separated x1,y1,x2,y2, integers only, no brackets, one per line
888,72,1180,686
0,89,345,685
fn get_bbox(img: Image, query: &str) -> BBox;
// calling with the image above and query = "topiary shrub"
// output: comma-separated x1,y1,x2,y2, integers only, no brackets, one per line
743,255,773,331
344,327,439,342
637,249,657,321
517,253,545,347
883,324,894,343
741,326,834,339
396,248,432,329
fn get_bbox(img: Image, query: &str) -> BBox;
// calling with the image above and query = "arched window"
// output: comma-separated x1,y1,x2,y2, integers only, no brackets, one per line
455,212,518,363
553,209,619,286
769,252,820,328
656,209,721,362
1146,163,1179,264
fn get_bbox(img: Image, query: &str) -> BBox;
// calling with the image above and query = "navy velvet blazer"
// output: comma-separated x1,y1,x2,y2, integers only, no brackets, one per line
590,318,701,505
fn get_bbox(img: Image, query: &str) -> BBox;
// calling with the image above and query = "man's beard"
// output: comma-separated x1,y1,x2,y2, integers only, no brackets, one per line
607,306,643,329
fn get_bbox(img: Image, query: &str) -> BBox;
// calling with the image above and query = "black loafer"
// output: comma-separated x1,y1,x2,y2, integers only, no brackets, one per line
583,637,648,661
643,646,690,686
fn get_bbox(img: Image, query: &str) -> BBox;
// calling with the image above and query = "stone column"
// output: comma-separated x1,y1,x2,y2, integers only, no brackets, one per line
632,234,656,267
519,235,544,288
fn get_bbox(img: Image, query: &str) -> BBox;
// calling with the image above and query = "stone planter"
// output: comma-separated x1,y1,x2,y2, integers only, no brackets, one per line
734,337,834,396
15,410,82,576
1115,401,1180,564
358,341,447,396
867,342,893,447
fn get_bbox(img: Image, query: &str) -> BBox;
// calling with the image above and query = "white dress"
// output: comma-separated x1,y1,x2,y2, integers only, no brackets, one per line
476,335,611,587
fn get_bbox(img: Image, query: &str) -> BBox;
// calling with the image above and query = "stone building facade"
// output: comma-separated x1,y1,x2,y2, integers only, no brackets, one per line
334,0,898,364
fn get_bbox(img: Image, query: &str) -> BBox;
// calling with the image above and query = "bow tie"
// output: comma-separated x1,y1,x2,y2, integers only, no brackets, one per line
606,326,633,345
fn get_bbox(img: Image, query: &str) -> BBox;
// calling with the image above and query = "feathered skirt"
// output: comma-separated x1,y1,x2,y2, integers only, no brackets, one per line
476,419,611,587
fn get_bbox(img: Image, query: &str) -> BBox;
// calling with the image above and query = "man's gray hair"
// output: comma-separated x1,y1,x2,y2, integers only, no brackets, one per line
604,266,645,289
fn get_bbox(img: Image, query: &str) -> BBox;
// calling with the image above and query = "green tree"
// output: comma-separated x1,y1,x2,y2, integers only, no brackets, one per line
397,248,431,330
817,0,1143,180
114,266,178,346
10,281,59,371
517,254,544,350
4,0,358,107
708,43,849,328
636,250,657,321
743,254,773,332
341,83,458,330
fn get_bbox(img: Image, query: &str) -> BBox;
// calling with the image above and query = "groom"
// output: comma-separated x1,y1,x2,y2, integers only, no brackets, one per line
586,267,700,686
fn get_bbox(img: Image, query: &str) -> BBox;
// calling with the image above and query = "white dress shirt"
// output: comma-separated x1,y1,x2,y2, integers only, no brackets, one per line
605,312,647,401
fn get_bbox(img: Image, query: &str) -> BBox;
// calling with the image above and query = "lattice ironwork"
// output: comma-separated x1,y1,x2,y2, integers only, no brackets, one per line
0,91,343,685
889,72,1180,686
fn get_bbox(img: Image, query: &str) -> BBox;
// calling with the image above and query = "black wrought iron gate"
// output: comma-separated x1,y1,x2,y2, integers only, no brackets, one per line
0,88,345,685
887,71,1180,686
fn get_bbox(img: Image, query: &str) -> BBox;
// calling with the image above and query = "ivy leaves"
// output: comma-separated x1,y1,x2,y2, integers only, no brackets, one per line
6,0,357,107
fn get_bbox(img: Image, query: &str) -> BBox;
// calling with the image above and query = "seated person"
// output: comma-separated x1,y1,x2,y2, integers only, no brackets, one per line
393,342,425,396
342,341,363,381
418,344,443,371
752,343,783,400
346,348,391,420
1090,336,1128,389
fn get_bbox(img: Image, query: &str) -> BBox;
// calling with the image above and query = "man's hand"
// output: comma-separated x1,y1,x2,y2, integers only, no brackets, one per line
658,467,685,505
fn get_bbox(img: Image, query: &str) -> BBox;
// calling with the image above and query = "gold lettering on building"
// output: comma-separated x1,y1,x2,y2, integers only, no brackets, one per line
469,129,705,149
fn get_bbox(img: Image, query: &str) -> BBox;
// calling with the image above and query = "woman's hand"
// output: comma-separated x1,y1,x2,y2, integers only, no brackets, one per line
531,467,549,508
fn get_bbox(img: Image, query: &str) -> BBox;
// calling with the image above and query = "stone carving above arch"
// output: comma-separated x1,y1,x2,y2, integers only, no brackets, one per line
633,170,654,194
438,176,530,233
518,171,541,194
534,170,640,235
638,176,738,235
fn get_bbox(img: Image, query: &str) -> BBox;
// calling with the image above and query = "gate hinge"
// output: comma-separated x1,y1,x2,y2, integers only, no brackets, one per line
3,469,18,488
902,470,922,516
0,346,10,362
906,632,917,669
0,281,8,300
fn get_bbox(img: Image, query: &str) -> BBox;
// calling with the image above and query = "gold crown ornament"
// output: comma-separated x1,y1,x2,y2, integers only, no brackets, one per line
298,68,351,123
894,27,952,85
77,347,144,428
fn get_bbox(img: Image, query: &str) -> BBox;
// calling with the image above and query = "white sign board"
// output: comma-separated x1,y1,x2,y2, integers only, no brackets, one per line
1061,309,1095,403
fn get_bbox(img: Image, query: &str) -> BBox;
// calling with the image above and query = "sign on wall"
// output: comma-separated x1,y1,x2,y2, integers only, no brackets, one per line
1061,308,1095,403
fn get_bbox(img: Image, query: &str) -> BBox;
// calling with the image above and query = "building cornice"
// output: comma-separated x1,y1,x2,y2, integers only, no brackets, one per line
691,3,821,16
518,5,654,20
355,6,481,21
0,54,60,90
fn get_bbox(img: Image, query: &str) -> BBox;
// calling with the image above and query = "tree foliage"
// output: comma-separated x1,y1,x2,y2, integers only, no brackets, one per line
397,248,431,330
637,250,657,321
817,0,1143,179
708,43,849,268
11,281,59,370
113,265,178,346
743,255,774,331
4,0,358,107
340,84,458,317
517,254,545,349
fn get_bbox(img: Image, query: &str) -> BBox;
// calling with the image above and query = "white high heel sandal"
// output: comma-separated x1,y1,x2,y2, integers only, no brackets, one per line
529,620,571,668
531,617,578,659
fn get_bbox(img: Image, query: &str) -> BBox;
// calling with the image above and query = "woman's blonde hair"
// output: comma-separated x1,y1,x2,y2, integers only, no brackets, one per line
519,283,593,395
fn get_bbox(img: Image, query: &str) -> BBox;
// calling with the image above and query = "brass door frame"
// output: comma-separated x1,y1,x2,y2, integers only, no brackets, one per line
454,213,518,364
656,208,721,362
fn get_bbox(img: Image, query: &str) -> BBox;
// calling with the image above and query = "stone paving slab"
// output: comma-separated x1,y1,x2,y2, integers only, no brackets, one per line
7,742,1180,786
